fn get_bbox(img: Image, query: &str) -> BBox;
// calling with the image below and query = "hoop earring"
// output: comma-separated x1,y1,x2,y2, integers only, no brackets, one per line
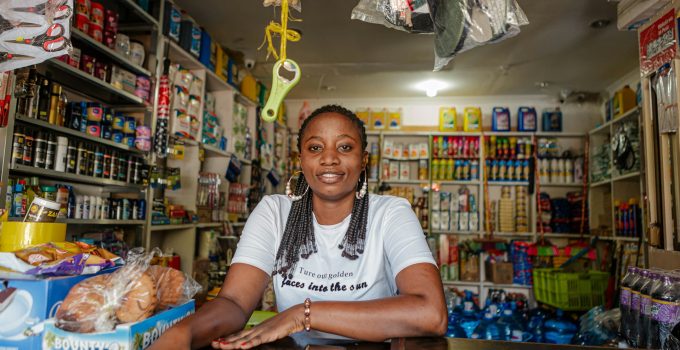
356,171,368,200
286,171,309,201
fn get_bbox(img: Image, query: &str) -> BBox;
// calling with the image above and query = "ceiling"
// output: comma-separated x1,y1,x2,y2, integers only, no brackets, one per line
174,0,640,99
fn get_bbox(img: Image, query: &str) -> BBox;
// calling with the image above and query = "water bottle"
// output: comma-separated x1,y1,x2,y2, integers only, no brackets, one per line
458,291,481,338
446,312,468,338
471,312,502,340
544,309,577,344
619,266,641,341
630,269,651,347
639,272,662,347
649,275,680,349
527,308,549,343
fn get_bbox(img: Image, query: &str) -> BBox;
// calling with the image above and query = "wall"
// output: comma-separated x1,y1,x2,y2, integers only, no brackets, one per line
286,95,601,133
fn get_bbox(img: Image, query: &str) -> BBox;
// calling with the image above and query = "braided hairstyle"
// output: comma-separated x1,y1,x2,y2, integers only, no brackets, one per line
273,105,369,278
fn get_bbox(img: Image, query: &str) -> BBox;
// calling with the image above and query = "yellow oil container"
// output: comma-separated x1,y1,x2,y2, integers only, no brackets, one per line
612,85,637,118
463,107,482,132
0,222,66,252
240,74,258,102
439,107,457,131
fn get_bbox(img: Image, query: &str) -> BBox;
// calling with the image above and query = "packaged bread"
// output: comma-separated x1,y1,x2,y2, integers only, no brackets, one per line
147,265,201,311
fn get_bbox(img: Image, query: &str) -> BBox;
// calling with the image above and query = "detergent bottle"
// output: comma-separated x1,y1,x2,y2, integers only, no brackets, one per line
464,107,482,132
492,107,511,131
517,106,537,132
439,107,457,131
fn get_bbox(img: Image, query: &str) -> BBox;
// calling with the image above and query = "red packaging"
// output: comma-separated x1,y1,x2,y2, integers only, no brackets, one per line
57,54,69,63
75,0,91,17
103,30,116,49
80,54,96,75
75,13,89,33
94,61,108,81
90,2,104,26
88,23,103,43
104,9,118,34
168,255,181,270
67,47,82,68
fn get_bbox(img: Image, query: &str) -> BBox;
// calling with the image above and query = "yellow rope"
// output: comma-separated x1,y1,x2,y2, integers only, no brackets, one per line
259,0,301,61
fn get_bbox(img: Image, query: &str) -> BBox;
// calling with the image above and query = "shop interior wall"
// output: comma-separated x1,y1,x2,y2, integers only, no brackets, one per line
285,95,601,133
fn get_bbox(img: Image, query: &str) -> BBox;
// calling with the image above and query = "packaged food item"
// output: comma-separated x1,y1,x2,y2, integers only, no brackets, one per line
24,197,61,223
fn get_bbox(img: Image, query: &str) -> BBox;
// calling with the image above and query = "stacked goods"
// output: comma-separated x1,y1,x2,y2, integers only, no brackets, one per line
498,187,515,233
432,187,479,233
381,140,429,181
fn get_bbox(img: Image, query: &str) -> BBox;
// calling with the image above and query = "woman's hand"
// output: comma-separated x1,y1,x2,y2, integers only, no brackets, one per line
211,305,305,349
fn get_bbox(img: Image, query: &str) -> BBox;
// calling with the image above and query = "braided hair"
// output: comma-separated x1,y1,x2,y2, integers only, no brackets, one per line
273,105,369,278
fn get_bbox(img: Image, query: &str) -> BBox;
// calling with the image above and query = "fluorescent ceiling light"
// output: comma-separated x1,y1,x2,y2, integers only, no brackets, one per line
415,79,448,97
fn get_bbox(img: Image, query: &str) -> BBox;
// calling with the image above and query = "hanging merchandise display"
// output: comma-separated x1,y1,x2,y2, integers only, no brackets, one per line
261,0,302,122
155,74,171,158
654,63,678,134
0,0,74,72
351,0,528,71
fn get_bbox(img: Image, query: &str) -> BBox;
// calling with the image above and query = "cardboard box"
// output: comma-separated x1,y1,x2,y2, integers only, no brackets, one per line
0,269,116,349
41,300,195,350
485,261,514,285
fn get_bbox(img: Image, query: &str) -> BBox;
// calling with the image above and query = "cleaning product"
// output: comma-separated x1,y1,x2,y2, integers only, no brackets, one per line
612,85,637,117
464,107,481,132
517,106,537,132
492,107,511,131
439,107,457,131
542,108,563,132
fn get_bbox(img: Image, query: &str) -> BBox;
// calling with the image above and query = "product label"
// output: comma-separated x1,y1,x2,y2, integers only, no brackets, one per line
639,9,676,75
651,299,680,323
641,295,653,316
621,287,632,306
631,291,641,311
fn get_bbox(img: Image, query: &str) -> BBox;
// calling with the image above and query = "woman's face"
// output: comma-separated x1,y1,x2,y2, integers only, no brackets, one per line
300,112,367,202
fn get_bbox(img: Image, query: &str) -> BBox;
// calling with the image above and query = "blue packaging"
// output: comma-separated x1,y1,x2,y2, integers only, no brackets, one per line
492,107,511,131
517,106,537,132
180,19,201,58
0,270,116,349
199,29,215,71
541,108,563,132
163,1,181,42
79,101,88,133
137,198,146,220
42,300,194,350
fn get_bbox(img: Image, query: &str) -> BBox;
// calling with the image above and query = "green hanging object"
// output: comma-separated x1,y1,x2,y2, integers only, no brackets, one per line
261,59,300,122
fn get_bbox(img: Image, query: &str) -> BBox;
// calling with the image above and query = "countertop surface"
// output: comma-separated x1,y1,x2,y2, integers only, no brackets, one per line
205,337,608,350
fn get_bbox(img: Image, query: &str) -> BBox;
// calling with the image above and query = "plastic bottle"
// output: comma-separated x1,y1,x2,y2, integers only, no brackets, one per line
544,309,577,344
12,184,26,217
459,291,481,338
446,312,468,338
638,272,662,347
433,137,439,159
498,304,529,342
649,275,680,349
629,269,651,347
471,312,502,340
620,266,641,341
66,186,76,219
527,308,549,343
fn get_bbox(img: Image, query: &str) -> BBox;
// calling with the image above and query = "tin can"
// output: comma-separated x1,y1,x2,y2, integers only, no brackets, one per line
87,103,103,121
113,113,125,130
123,117,136,133
86,122,101,137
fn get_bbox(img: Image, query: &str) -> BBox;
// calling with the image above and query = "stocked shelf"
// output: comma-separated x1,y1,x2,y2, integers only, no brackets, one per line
10,164,144,189
483,131,535,136
589,107,641,135
71,29,151,77
15,115,146,154
482,282,532,289
46,59,145,106
202,144,231,157
60,219,145,225
534,132,586,138
196,222,224,228
539,182,583,188
435,180,482,186
492,231,534,237
487,181,529,186
442,280,481,287
590,178,611,188
119,0,159,28
613,171,641,182
150,224,197,231
381,179,429,185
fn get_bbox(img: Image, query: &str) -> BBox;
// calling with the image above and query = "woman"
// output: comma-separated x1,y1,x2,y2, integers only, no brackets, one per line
150,105,446,349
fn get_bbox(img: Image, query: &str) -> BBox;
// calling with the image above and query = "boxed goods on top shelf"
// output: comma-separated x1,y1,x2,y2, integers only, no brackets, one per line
355,108,402,130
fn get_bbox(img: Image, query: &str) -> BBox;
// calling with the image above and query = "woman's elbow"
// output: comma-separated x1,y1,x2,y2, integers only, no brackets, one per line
431,304,448,336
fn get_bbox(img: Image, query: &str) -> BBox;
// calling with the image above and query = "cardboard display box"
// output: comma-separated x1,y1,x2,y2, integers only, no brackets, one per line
485,261,514,285
41,300,194,350
0,269,116,350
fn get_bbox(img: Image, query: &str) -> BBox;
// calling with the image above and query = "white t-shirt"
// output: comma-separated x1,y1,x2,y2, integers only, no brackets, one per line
231,194,436,343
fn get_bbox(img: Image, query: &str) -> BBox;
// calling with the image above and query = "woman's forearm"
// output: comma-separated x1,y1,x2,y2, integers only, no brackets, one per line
308,293,447,342
182,296,251,349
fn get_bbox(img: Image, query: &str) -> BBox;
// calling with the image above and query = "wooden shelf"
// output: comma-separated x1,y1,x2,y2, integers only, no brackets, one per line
613,171,641,182
11,164,144,189
150,224,197,231
202,144,231,157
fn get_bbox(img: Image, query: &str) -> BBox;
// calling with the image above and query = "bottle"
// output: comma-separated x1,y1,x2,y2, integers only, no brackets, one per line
86,145,95,176
639,272,662,347
33,131,47,168
544,309,577,344
45,133,57,170
649,275,680,349
48,83,61,125
57,86,68,126
93,146,103,177
12,183,27,217
54,136,68,172
620,266,640,341
75,195,83,219
629,198,641,237
26,177,42,206
11,126,25,167
65,140,77,173
498,306,527,342
527,308,549,343
37,78,50,121
459,291,481,338
16,68,37,117
446,311,468,338
56,185,69,218
629,269,651,347
565,158,574,183
76,142,87,175
433,137,439,158
82,195,90,220
67,186,76,219
471,312,501,340
22,129,33,166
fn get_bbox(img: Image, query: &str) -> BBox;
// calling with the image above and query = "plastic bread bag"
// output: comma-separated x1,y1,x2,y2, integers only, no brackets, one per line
432,0,528,71
146,264,202,311
56,247,159,333
263,0,301,12
0,0,74,72
351,0,434,33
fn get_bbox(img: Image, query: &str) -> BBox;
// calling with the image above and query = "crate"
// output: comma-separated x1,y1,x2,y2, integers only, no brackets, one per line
533,268,609,311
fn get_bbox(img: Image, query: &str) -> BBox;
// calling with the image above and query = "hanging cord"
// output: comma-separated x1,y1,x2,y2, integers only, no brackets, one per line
579,138,590,237
259,0,301,61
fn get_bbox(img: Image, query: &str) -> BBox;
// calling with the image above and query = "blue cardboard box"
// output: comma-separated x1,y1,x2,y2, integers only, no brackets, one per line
41,300,194,350
0,269,116,349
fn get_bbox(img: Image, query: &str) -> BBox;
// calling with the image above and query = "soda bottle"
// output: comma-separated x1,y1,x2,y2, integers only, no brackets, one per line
620,266,641,340
629,269,651,347
649,274,680,349
639,272,662,347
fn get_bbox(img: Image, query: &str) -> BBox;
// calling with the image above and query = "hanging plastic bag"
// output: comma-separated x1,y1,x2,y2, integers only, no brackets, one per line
431,0,528,71
351,0,434,33
0,0,74,72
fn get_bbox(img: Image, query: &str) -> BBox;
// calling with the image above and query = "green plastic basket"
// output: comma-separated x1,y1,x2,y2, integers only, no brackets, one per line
532,268,609,311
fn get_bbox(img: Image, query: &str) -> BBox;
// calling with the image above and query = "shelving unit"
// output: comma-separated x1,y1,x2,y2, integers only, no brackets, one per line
10,164,145,189
71,29,152,77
